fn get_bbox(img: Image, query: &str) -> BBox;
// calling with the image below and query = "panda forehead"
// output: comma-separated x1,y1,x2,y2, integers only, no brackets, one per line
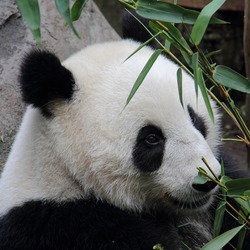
63,41,180,89
62,41,211,129
63,41,196,102
67,56,194,109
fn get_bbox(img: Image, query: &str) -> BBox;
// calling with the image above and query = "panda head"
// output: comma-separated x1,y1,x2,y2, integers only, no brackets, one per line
18,40,221,213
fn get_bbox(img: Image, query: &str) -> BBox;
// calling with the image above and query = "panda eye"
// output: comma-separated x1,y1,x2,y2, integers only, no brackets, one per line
133,125,166,172
145,134,160,145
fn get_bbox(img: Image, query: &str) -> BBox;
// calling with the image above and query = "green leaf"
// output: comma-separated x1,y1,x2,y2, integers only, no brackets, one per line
200,225,245,250
162,22,192,64
234,197,250,214
244,190,250,196
177,68,184,108
190,0,226,45
205,50,221,59
213,65,250,93
213,200,226,237
123,32,162,63
191,52,199,99
220,160,225,177
153,243,164,250
164,39,171,51
125,49,162,107
149,21,191,64
136,0,227,25
71,0,88,22
197,68,214,122
193,171,209,185
149,21,177,46
55,0,80,38
161,22,192,53
16,0,41,45
220,175,232,185
225,178,250,196
237,227,247,250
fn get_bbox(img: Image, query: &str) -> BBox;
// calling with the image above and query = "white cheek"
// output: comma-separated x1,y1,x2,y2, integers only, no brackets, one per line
156,133,221,201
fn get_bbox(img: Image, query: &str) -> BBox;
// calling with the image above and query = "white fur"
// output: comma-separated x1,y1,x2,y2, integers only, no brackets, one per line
0,40,221,215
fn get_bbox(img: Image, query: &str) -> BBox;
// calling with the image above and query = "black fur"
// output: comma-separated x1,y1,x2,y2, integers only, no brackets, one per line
122,10,161,49
192,180,217,192
188,106,207,138
122,11,151,44
19,50,75,117
0,167,249,249
132,125,166,172
0,200,207,250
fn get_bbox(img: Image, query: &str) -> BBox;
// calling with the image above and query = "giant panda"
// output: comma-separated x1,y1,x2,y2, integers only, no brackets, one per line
0,39,249,249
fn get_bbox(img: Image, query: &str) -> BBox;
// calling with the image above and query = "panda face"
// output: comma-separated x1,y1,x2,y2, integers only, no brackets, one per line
48,40,221,212
5,40,221,214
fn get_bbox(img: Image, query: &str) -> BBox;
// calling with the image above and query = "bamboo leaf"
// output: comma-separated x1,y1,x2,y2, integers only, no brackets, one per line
16,0,41,44
191,52,199,99
71,0,88,22
234,194,250,214
164,39,171,51
125,49,162,107
220,175,232,185
177,68,184,108
197,68,215,122
225,178,250,196
213,200,226,237
205,50,221,59
191,0,226,45
149,21,191,65
201,225,245,250
136,0,227,24
213,65,250,93
220,160,225,177
124,32,162,63
244,190,250,196
153,243,164,250
161,22,192,53
162,22,193,64
55,0,80,38
193,171,209,185
149,21,176,46
237,227,247,250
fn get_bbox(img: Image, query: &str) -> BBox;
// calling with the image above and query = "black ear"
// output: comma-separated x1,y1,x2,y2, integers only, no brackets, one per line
122,10,151,43
19,50,75,116
122,10,160,49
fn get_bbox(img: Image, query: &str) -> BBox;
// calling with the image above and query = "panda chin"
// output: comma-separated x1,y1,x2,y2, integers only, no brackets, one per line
167,194,214,212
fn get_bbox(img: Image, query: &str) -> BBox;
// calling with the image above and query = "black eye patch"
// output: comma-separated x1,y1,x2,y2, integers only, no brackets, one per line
188,106,207,138
132,125,166,172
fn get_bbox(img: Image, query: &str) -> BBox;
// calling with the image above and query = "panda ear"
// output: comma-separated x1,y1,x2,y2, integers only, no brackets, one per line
122,10,151,43
19,49,75,116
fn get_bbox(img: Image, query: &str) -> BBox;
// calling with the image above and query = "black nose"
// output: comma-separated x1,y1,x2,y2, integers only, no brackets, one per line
192,181,217,192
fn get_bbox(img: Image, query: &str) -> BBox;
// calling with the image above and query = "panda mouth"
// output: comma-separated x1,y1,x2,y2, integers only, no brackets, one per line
168,195,212,210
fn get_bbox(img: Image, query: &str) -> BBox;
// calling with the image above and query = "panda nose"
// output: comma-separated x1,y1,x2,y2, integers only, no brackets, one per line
192,181,217,192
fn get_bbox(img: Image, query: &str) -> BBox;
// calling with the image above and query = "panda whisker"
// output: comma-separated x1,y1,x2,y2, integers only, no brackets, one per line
168,193,213,211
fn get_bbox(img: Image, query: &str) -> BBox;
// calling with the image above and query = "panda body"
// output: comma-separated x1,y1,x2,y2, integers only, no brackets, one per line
0,40,247,249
